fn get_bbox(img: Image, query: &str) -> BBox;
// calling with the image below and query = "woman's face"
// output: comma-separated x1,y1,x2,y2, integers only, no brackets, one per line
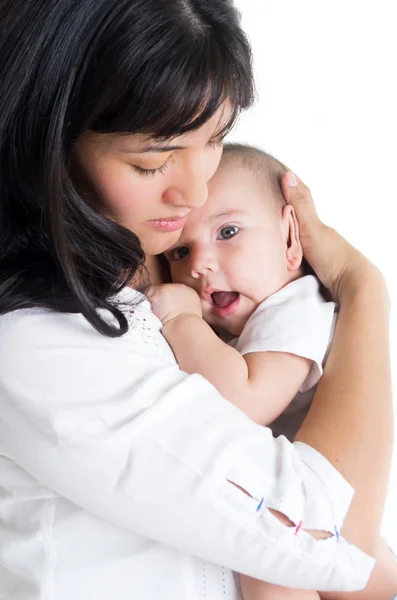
75,107,228,256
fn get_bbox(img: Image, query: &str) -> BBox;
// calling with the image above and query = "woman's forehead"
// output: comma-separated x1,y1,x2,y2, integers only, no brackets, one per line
78,101,233,157
127,103,232,147
134,103,232,148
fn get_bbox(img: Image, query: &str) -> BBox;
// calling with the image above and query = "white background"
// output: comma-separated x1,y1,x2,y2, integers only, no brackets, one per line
230,0,397,548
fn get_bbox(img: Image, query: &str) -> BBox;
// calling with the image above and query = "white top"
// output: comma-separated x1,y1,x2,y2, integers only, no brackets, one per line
0,287,374,600
231,276,337,441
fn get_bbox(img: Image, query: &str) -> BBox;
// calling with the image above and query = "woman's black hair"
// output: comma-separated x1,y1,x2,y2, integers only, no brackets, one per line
0,0,254,336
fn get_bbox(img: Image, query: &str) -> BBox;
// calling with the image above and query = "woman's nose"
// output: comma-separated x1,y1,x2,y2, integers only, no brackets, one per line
163,151,209,209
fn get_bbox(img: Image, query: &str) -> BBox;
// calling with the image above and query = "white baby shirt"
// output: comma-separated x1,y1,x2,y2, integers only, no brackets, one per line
231,275,337,441
0,286,373,600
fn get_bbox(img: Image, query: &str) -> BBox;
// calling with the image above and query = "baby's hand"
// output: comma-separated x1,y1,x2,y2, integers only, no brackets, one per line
148,284,202,326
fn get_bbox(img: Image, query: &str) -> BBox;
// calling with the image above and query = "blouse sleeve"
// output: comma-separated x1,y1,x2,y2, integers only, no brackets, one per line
0,307,374,592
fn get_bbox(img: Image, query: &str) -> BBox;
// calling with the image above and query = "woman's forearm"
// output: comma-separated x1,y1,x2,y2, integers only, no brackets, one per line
295,269,392,554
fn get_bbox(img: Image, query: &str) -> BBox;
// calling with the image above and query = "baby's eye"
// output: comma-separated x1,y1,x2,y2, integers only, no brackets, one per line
217,225,239,240
168,246,190,262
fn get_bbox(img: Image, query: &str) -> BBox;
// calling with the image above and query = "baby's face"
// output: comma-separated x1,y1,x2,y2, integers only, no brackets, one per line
165,168,298,336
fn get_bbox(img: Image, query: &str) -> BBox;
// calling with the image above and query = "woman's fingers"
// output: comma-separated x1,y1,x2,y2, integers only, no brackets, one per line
280,170,325,271
281,171,320,243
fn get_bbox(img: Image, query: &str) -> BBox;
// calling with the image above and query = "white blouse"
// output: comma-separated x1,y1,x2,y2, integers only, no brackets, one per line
0,288,374,600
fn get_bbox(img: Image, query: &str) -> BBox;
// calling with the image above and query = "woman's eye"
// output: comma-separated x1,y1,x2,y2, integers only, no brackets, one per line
217,225,239,240
132,154,173,177
168,246,190,262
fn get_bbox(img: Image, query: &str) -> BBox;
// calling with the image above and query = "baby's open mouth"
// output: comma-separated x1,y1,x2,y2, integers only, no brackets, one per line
211,291,239,309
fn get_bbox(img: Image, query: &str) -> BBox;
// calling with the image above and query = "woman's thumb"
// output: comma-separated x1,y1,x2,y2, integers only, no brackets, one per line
281,171,319,236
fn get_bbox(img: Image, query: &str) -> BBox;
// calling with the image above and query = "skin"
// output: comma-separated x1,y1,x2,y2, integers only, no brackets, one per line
148,167,312,425
74,107,229,260
164,165,304,336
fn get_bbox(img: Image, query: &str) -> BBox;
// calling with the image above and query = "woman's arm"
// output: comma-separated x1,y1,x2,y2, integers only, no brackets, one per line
0,176,388,592
282,172,393,556
0,302,373,592
298,272,391,553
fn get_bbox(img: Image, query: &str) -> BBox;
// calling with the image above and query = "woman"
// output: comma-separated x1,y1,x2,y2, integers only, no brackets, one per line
0,1,393,599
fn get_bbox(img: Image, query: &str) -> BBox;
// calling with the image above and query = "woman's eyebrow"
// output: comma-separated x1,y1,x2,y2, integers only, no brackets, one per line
119,137,222,154
119,145,185,154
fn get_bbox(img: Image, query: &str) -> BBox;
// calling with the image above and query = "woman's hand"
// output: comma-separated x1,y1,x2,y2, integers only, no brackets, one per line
281,171,386,303
148,283,202,326
284,172,392,561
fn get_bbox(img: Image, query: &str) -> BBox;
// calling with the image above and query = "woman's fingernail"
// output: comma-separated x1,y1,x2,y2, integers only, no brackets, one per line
286,171,297,187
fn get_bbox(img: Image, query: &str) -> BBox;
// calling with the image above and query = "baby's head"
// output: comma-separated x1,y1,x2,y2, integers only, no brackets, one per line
165,144,304,336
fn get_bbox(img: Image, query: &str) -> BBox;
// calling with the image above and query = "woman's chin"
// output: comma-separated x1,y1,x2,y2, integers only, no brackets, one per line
142,232,182,257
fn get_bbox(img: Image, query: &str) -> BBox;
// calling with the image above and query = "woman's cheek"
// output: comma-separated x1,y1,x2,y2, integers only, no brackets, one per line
99,169,152,215
207,147,223,181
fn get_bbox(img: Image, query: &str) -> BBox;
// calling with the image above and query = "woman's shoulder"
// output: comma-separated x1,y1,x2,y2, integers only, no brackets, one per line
0,306,84,347
0,305,108,350
0,289,175,364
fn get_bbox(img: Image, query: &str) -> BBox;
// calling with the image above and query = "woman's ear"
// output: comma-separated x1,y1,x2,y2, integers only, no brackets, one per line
281,205,303,271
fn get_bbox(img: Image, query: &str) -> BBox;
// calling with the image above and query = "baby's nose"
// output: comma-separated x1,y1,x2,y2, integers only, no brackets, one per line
190,247,217,279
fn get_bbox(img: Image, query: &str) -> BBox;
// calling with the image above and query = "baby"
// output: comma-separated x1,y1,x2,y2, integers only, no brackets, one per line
150,144,397,599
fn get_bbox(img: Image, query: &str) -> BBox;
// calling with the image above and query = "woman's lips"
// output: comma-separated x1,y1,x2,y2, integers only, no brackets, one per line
148,216,188,232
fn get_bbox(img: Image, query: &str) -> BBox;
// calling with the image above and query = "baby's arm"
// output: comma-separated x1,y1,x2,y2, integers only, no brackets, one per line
320,537,397,600
164,313,311,425
150,284,312,426
239,538,397,600
240,576,320,600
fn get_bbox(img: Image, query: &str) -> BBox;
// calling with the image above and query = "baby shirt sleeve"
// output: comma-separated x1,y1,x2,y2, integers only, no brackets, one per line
0,300,373,592
233,275,337,392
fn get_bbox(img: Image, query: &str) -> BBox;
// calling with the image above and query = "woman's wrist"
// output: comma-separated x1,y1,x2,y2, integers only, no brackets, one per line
338,260,390,311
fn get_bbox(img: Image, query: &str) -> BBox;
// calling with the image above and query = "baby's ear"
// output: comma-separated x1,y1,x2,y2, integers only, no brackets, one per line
282,205,303,271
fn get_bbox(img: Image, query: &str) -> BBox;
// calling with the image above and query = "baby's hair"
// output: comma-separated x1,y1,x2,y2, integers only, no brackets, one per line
220,143,287,215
